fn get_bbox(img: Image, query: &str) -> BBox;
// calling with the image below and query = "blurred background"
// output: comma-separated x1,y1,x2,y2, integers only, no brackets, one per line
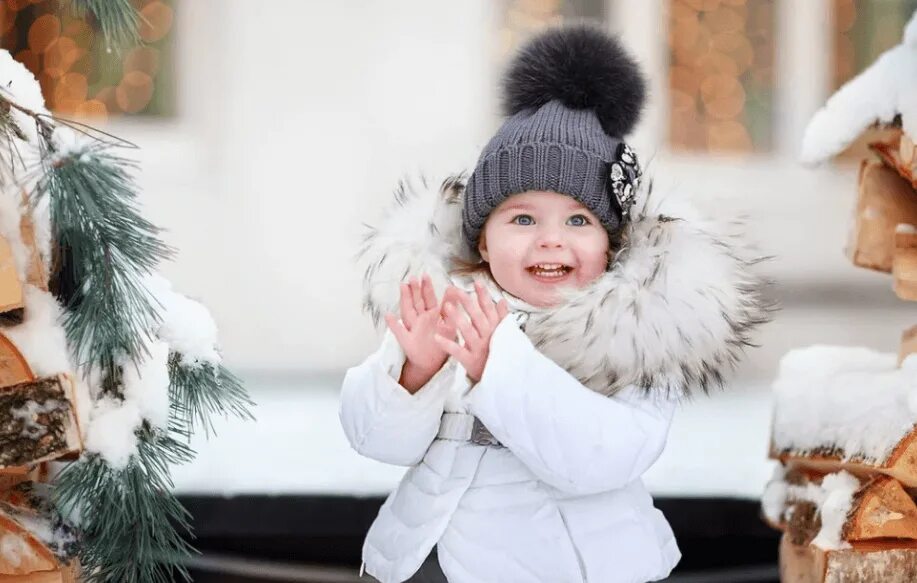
3,0,916,581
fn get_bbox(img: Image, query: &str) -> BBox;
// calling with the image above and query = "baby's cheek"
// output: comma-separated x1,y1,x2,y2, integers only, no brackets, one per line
577,253,609,283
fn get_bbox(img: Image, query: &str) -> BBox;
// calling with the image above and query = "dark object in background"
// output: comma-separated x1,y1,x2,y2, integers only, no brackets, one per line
180,495,779,582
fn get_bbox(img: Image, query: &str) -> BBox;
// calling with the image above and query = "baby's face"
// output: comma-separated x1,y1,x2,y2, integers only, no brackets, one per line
479,191,610,308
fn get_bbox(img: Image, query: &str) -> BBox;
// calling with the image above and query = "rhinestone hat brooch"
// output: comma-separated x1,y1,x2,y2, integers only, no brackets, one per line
608,142,642,222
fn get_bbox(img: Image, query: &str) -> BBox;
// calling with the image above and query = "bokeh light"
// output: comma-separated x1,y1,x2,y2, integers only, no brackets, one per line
499,0,603,62
667,0,774,153
139,1,173,43
1,0,174,119
27,14,60,54
116,70,154,113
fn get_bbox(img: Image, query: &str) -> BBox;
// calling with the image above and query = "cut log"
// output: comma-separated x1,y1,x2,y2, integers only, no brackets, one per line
0,565,78,582
771,427,917,488
903,132,917,179
872,134,917,189
0,236,23,321
902,325,917,366
0,333,33,389
844,475,917,541
894,227,917,300
0,466,45,492
0,513,56,575
0,376,82,469
0,482,51,514
763,470,917,544
847,160,917,272
16,193,46,294
0,497,77,576
780,533,917,583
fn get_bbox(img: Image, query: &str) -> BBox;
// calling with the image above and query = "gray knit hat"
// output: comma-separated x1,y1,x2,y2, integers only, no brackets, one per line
463,24,646,255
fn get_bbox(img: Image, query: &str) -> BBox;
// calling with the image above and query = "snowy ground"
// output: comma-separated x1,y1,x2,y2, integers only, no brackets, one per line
171,377,778,501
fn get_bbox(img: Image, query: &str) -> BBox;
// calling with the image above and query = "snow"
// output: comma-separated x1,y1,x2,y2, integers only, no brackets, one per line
4,285,73,378
172,379,778,499
120,340,171,430
0,50,51,266
83,396,142,469
72,272,228,466
49,127,93,164
83,339,173,463
771,345,917,464
763,469,860,551
0,533,36,569
811,471,860,550
6,503,75,561
0,50,49,147
12,399,63,439
906,9,917,48
144,274,221,367
761,465,787,524
801,10,917,164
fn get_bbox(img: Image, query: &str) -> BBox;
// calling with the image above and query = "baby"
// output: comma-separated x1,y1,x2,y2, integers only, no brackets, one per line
341,24,770,583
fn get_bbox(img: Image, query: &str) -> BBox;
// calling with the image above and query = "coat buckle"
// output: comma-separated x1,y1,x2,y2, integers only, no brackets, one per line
470,417,502,447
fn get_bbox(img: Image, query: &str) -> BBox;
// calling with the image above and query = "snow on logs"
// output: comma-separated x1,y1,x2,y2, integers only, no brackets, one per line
0,482,78,579
769,346,917,486
0,204,81,579
764,469,917,543
764,466,917,580
765,346,917,580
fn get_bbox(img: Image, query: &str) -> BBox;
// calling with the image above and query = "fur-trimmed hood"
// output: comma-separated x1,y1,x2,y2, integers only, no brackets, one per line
356,173,774,400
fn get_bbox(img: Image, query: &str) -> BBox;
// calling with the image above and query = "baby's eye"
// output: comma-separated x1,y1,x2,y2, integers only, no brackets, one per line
567,214,591,226
511,214,534,226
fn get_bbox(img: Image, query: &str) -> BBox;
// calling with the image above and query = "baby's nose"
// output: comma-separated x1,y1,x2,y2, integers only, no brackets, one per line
536,231,565,247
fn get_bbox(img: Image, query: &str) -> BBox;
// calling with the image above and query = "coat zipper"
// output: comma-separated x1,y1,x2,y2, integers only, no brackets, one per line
555,504,588,582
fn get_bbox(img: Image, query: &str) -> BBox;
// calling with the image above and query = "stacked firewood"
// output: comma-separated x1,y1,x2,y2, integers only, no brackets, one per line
856,131,917,305
0,202,81,582
762,128,917,582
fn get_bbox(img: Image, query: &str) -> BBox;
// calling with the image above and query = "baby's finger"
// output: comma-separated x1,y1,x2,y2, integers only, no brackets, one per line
433,333,469,369
473,280,498,324
435,307,458,338
452,287,489,340
443,301,482,351
399,283,417,330
421,274,438,311
409,277,424,313
441,286,465,308
496,298,510,320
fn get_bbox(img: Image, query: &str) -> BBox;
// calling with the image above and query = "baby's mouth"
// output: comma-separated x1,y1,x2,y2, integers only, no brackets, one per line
526,263,574,279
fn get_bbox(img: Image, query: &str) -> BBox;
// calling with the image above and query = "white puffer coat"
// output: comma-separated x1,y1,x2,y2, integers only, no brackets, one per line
341,174,772,583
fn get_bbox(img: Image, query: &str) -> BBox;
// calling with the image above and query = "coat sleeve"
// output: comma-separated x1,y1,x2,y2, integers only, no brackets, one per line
338,327,452,466
464,316,678,495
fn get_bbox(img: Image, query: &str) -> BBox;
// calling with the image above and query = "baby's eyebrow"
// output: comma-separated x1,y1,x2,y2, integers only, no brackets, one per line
499,203,533,213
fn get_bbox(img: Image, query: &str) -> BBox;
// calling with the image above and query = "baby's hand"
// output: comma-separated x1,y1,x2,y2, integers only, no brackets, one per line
434,281,510,383
384,274,457,381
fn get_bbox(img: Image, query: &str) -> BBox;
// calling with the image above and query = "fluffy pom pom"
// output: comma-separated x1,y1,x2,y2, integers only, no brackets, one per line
501,24,646,137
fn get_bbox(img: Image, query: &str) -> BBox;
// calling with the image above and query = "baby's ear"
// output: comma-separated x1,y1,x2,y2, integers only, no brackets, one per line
478,234,489,261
